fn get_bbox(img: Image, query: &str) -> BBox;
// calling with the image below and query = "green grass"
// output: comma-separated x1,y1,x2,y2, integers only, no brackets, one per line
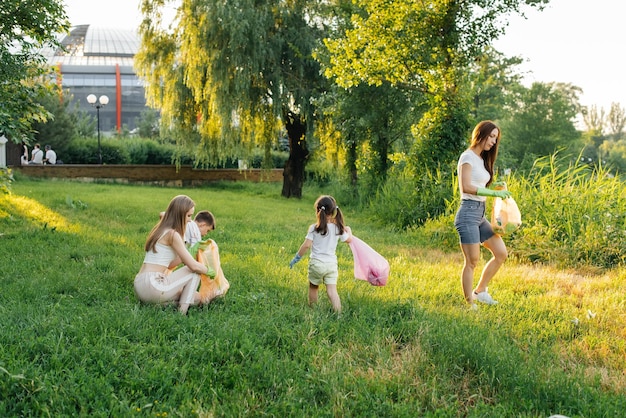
1,179,624,417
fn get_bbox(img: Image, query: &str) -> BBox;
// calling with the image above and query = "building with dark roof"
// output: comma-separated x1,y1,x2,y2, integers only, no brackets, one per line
41,25,149,133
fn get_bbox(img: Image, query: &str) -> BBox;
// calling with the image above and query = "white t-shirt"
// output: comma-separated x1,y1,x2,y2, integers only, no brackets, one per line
184,221,202,247
45,149,57,164
457,149,490,202
32,148,44,164
305,223,351,264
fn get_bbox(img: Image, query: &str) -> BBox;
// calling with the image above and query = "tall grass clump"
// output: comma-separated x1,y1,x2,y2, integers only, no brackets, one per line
512,153,626,268
410,152,626,269
372,163,455,229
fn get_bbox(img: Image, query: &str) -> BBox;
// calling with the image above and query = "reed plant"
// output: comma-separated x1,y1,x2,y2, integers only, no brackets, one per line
0,178,624,417
416,153,626,270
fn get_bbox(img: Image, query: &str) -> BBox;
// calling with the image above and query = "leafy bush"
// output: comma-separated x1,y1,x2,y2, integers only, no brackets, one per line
366,151,626,269
125,138,177,165
63,137,131,164
305,158,337,186
249,149,288,169
373,161,455,229
0,167,13,194
61,136,286,167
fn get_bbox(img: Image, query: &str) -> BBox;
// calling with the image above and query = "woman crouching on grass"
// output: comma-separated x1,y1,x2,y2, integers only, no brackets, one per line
134,195,213,315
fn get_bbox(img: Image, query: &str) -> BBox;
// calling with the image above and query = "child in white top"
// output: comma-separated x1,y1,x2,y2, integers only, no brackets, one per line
290,195,352,313
160,210,215,248
184,210,215,247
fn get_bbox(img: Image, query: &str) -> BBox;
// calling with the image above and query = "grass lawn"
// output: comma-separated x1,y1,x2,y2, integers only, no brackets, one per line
1,178,624,417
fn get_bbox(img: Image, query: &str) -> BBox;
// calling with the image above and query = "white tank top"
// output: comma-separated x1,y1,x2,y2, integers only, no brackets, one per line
143,232,177,267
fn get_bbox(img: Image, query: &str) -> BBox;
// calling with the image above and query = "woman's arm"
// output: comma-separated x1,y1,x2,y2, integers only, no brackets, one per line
168,230,209,274
459,163,478,195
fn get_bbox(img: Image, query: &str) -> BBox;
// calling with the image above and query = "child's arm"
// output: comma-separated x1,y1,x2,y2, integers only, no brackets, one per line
344,226,353,243
290,239,312,268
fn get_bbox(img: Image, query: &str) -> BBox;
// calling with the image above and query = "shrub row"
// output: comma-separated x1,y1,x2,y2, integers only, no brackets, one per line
61,137,288,168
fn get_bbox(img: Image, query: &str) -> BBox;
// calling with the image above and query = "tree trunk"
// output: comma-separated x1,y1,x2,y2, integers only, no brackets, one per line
346,138,358,187
281,112,309,198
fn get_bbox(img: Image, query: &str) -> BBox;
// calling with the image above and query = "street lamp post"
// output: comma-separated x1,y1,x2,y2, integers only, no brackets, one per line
86,94,109,164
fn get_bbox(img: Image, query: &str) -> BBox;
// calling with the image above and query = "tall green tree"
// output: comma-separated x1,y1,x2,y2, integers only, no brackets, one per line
580,104,606,158
137,0,331,197
469,47,525,123
31,86,78,159
499,82,581,171
607,102,625,140
0,0,69,141
582,104,605,136
317,82,416,191
321,0,549,168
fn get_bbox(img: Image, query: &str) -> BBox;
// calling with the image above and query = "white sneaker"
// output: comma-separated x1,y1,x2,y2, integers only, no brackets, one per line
474,289,498,305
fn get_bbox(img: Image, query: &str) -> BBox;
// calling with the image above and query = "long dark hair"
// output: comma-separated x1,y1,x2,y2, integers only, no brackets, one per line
314,195,346,235
145,195,194,252
470,120,500,186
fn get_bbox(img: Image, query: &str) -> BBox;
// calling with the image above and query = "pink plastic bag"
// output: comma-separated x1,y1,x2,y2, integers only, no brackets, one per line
348,236,390,286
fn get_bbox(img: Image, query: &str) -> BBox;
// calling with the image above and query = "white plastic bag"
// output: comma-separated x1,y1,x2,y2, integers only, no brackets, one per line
491,197,522,235
195,239,230,303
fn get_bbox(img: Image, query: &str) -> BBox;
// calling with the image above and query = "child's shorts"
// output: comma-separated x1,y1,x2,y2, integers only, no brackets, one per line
308,259,339,285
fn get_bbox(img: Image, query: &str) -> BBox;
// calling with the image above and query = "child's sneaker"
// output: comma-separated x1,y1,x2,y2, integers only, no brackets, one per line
474,289,498,305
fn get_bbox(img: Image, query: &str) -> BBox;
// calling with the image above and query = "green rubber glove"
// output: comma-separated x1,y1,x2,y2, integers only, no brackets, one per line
477,187,512,199
205,266,216,278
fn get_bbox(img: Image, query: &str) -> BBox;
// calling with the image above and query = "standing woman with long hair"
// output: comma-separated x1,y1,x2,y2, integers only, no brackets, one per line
454,121,513,308
134,195,214,315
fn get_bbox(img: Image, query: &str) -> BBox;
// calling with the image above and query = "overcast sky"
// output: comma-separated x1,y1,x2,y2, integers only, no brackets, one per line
63,0,626,112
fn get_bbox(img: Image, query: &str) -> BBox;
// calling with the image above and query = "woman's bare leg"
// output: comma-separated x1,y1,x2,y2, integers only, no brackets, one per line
460,243,481,303
475,235,508,293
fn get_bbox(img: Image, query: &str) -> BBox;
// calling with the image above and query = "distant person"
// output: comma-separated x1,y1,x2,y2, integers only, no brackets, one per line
454,120,513,309
135,195,215,315
30,144,43,164
21,141,29,165
289,195,352,313
43,145,57,165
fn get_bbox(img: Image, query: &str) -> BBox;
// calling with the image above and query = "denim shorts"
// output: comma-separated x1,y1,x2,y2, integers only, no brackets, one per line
454,200,495,244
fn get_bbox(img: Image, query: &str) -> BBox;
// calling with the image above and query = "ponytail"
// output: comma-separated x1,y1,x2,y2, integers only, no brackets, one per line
314,195,346,235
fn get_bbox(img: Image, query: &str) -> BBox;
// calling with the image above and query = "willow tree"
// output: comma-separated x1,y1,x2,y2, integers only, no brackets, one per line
137,0,331,197
322,0,549,169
